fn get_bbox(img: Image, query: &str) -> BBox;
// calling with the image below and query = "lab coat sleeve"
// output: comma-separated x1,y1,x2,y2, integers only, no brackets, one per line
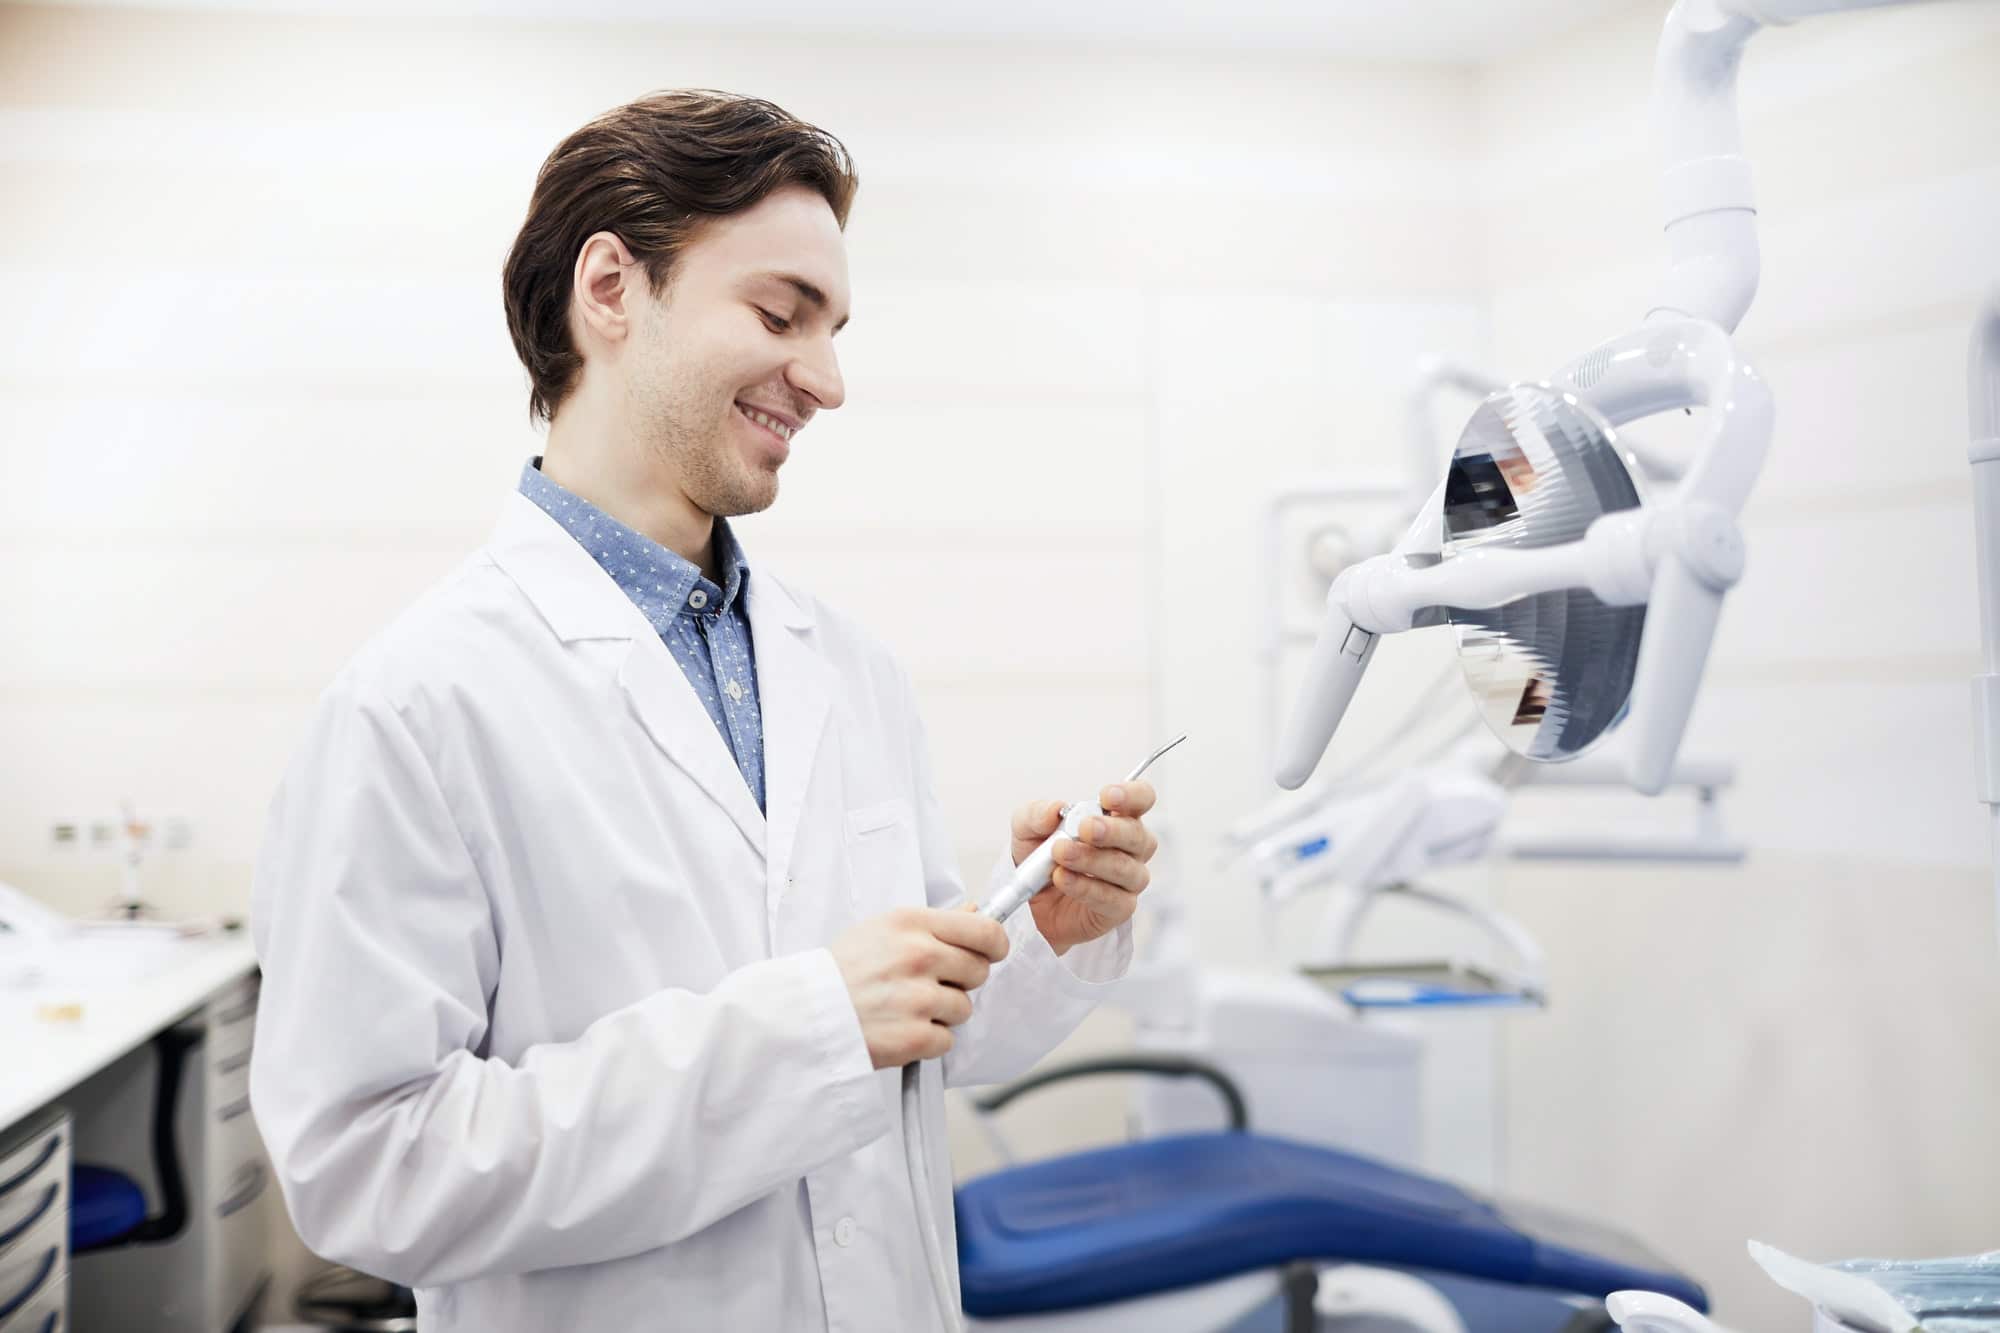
892,679,1132,1090
249,682,889,1289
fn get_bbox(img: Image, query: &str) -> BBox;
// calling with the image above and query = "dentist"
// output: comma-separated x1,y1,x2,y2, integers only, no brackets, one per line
250,90,1159,1332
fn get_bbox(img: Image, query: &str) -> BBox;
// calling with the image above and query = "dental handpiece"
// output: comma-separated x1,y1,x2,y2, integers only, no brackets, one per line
979,734,1188,923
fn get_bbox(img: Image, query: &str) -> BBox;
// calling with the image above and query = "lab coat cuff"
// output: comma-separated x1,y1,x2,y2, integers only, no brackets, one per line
793,947,892,1147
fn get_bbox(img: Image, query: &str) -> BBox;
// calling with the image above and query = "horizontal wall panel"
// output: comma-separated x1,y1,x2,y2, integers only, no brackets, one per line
0,540,1148,687
1685,675,1986,868
0,269,517,377
1713,499,1978,668
3,392,532,532
1,389,1147,534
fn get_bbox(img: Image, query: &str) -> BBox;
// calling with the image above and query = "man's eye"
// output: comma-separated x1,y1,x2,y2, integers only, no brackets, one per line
755,307,791,333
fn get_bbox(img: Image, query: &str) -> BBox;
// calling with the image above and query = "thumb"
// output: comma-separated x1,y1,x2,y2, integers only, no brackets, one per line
1012,799,1065,843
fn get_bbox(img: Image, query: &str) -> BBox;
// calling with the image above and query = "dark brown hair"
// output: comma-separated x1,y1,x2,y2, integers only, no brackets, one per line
502,90,858,424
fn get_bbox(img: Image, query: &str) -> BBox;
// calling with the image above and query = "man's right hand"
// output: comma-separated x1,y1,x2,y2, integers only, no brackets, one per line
829,907,1010,1068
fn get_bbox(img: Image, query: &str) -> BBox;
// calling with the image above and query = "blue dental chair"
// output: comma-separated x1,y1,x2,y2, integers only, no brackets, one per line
955,1057,1705,1333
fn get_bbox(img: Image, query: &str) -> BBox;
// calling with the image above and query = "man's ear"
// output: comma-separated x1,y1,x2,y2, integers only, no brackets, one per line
571,230,641,346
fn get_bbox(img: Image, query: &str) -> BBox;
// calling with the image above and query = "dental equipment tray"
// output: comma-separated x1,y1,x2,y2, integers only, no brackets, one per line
955,1132,1706,1318
1300,958,1543,1007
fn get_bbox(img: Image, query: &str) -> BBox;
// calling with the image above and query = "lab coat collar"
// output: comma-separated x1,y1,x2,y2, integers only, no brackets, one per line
489,492,816,639
487,492,828,890
490,491,655,643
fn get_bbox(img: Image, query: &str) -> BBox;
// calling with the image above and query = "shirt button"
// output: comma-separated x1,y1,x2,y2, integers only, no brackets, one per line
833,1216,856,1247
688,589,708,610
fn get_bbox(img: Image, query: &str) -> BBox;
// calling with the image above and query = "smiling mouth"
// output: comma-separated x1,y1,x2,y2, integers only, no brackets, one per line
735,403,796,442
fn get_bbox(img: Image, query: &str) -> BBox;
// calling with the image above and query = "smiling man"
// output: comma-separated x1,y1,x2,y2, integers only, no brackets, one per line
248,91,1161,1331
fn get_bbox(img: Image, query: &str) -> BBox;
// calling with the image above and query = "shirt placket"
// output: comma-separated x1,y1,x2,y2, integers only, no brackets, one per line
704,614,764,810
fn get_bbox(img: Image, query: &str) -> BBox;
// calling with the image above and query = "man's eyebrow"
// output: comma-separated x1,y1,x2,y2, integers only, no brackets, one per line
753,271,849,332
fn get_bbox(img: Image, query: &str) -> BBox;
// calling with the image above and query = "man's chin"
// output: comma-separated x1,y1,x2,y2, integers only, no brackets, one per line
708,475,780,519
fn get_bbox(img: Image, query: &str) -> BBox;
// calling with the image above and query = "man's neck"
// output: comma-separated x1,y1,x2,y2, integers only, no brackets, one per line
542,408,718,581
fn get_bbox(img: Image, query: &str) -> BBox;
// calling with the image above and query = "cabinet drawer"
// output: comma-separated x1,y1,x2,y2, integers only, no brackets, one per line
0,1123,65,1258
0,1272,63,1333
210,1041,253,1097
207,1094,265,1208
208,986,258,1063
0,1171,62,1273
0,1207,63,1329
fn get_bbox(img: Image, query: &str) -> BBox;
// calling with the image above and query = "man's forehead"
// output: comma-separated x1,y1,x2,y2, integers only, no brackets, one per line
705,193,844,266
690,202,849,312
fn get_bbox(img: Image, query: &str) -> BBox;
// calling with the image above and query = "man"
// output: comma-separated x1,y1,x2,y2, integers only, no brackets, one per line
249,90,1159,1331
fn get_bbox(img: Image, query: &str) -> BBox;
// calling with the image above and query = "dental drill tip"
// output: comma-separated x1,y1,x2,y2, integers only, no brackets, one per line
1124,733,1189,783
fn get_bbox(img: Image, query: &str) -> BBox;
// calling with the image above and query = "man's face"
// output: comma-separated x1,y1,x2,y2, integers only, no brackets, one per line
623,185,850,518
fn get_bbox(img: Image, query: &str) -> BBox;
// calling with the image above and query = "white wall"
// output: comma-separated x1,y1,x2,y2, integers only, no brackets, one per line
1475,2,2000,1329
3,2,1996,1330
0,2,1481,911
0,1,1486,1320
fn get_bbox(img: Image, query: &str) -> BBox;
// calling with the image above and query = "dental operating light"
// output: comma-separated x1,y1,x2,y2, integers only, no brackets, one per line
1273,0,1972,800
1278,320,1767,796
1442,386,1648,762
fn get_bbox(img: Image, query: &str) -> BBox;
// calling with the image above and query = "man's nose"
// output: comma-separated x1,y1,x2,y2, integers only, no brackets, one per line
788,339,845,412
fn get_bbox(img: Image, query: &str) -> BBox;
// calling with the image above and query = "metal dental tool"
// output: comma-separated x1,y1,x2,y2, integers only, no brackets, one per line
906,733,1188,1332
980,733,1189,923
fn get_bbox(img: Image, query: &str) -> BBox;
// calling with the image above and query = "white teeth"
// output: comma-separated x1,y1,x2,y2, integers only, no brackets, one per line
740,405,793,441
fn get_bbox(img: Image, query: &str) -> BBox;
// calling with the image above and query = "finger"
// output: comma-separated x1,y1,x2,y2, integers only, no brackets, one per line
1048,867,1141,925
1011,799,1066,844
925,907,1011,962
1077,813,1157,860
927,941,993,992
1099,780,1156,817
1053,839,1152,893
928,983,975,1027
905,1022,952,1063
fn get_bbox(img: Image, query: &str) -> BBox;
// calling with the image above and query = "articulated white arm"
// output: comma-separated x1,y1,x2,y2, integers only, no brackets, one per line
1650,0,1762,329
1650,0,1938,330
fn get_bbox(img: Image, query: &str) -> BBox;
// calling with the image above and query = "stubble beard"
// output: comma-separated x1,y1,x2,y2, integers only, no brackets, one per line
631,355,779,521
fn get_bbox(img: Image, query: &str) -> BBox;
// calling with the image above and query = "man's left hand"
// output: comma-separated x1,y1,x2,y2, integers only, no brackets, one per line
1008,781,1158,957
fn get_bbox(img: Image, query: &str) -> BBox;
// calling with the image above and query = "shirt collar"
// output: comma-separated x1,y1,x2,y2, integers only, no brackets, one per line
518,458,751,626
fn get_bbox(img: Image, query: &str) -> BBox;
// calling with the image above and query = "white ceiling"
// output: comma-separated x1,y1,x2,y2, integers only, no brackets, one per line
4,0,1646,63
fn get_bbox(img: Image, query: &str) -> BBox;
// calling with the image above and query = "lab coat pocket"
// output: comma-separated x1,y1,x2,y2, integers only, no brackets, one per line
844,798,924,913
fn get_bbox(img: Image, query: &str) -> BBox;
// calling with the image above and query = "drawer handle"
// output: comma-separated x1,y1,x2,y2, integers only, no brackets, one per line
215,1050,252,1075
215,1163,267,1219
0,1135,59,1197
0,1245,56,1322
216,1095,253,1123
0,1182,58,1250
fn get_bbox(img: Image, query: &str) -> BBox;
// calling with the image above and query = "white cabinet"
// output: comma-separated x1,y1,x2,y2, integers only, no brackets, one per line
0,1108,69,1333
65,974,272,1333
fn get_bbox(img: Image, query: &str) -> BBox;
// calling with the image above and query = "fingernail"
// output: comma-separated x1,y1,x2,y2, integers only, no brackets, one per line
1106,785,1126,807
1087,817,1106,843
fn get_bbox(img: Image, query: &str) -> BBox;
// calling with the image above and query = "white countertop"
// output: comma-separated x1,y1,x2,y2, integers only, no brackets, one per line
0,931,259,1137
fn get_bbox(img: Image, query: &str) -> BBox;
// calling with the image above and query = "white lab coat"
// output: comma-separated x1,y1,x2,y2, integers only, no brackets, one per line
249,492,1130,1332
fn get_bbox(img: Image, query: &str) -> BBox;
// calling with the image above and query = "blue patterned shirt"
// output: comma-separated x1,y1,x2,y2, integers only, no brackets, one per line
519,458,766,812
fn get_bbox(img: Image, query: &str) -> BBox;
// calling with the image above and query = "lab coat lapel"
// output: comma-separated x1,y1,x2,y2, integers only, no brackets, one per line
487,493,766,857
616,636,768,856
746,570,830,894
